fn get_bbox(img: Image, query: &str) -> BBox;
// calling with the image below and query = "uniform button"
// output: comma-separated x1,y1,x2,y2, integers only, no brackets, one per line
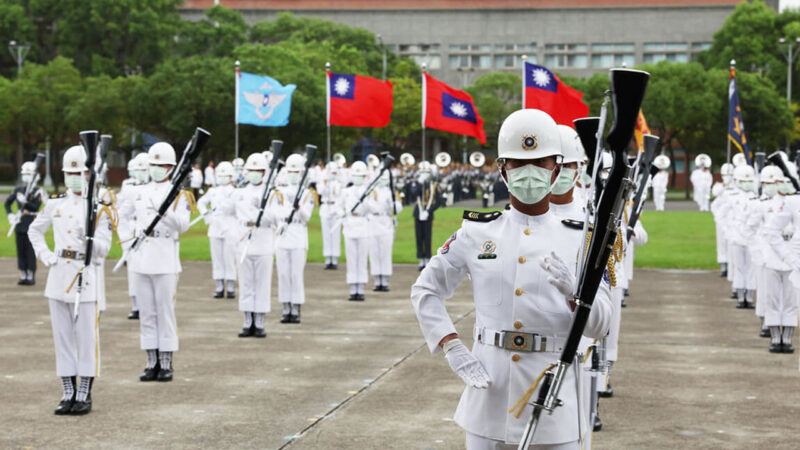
67,230,72,234
66,261,71,264
514,321,523,329
512,354,520,362
518,256,526,263
68,215,72,218
515,288,523,296
67,245,71,249
523,228,531,235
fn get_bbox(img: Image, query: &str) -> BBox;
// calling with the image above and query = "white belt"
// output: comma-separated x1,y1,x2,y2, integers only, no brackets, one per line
474,326,565,353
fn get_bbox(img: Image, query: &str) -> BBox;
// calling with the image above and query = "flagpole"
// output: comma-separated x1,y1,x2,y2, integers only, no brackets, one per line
727,59,734,163
235,60,240,159
521,55,527,108
421,63,427,162
326,61,331,162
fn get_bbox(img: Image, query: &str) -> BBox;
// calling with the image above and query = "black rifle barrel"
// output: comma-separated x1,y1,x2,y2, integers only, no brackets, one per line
351,155,396,213
626,134,659,241
286,145,318,225
767,151,800,190
254,140,284,228
79,131,100,272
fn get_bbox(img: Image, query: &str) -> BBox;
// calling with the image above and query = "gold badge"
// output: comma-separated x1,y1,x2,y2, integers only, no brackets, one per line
70,161,77,168
521,135,538,151
468,212,479,219
154,154,160,160
478,240,497,260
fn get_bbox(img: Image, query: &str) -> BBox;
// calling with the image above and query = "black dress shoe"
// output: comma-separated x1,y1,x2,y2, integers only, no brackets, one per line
348,294,358,301
720,270,728,277
592,415,603,432
783,343,795,354
128,310,139,320
381,285,390,292
598,384,613,398
289,315,300,324
621,298,627,308
324,263,332,270
623,289,630,297
745,301,755,309
769,342,783,353
70,396,92,415
157,368,173,382
227,291,235,299
213,291,224,299
55,396,75,415
759,328,770,338
355,294,365,301
280,314,292,323
330,264,338,270
140,364,160,382
238,326,254,338
372,285,381,291
736,301,746,309
730,291,738,299
17,278,25,285
253,327,267,338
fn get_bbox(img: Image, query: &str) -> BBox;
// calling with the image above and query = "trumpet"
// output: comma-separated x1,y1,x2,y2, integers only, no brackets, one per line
333,152,347,167
469,151,486,168
400,152,415,167
435,152,452,168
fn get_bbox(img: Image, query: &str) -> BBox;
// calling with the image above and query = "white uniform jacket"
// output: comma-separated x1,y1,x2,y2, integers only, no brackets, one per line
341,185,376,239
411,206,612,445
765,194,800,271
235,183,278,256
119,182,190,275
197,184,238,239
28,191,113,303
273,185,315,250
651,171,669,192
117,180,140,245
319,179,345,219
369,186,402,236
722,189,757,246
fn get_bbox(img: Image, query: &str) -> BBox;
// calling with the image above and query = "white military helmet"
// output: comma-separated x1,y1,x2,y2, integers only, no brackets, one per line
262,150,274,165
760,165,783,183
286,153,305,172
62,145,87,173
350,161,368,177
733,164,755,181
732,152,747,167
695,153,711,169
497,109,562,161
654,154,671,170
557,125,584,164
216,161,234,178
418,161,433,173
720,163,734,176
148,142,176,165
232,157,244,171
21,161,37,175
245,153,268,171
325,161,339,173
127,159,136,171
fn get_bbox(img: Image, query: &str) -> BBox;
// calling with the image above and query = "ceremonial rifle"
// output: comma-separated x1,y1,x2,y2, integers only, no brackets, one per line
767,151,800,191
239,140,284,262
281,144,317,231
350,154,396,214
625,134,659,242
112,128,211,273
517,68,649,450
7,152,46,237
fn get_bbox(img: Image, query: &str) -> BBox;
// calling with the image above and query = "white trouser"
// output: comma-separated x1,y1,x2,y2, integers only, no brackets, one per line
624,244,634,283
276,248,306,304
755,264,766,318
653,189,666,211
731,243,756,290
369,232,394,276
715,223,727,264
209,236,237,280
699,192,710,211
465,433,579,450
49,300,99,377
763,268,798,327
607,287,623,362
239,254,273,313
726,240,735,283
345,236,369,284
126,262,137,306
320,215,342,257
134,272,179,351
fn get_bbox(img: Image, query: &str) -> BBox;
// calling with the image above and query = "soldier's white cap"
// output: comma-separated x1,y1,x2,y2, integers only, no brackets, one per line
732,152,747,167
325,161,339,172
350,161,368,176
557,125,584,164
232,157,245,169
720,162,734,176
286,154,305,172
62,145,87,173
760,165,782,183
497,109,562,161
148,142,176,165
131,154,148,171
216,161,234,178
695,153,711,168
262,150,274,165
654,154,671,170
733,164,755,181
245,153,267,171
21,161,37,175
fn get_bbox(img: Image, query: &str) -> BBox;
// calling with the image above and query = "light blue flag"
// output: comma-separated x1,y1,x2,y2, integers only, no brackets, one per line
236,71,296,127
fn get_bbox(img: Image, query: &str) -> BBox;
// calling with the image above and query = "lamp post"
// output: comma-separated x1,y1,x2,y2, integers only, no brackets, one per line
376,34,387,81
779,37,800,151
456,67,474,165
8,40,31,171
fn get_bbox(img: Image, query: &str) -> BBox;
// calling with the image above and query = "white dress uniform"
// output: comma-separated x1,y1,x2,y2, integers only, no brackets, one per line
651,170,669,211
119,182,190,352
29,190,113,378
764,194,800,328
118,177,140,312
319,178,344,265
274,185,314,308
690,168,713,211
235,183,277,315
190,168,203,191
747,195,784,325
341,184,374,295
411,206,612,447
197,184,238,288
722,187,758,301
93,187,115,313
368,185,402,288
711,183,734,269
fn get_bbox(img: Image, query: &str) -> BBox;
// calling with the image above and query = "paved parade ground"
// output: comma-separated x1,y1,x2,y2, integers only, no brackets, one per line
2,258,799,449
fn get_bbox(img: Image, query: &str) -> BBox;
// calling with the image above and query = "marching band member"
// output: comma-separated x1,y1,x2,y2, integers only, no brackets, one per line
411,161,441,271
5,160,46,285
29,145,112,415
197,161,238,299
369,170,403,292
341,161,373,301
651,155,670,211
319,161,344,270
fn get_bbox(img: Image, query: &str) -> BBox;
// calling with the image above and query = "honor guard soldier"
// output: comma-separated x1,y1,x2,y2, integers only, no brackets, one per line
651,155,670,211
319,161,345,269
369,170,403,291
411,161,441,271
5,160,47,285
341,161,373,300
232,157,246,187
197,161,238,298
274,154,315,323
118,154,149,319
28,145,113,415
690,154,713,212
411,109,612,450
711,163,735,277
234,153,276,338
723,164,758,308
119,142,191,382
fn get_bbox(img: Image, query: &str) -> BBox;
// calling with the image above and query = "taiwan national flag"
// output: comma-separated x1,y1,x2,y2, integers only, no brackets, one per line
523,62,589,128
327,71,393,128
423,73,486,144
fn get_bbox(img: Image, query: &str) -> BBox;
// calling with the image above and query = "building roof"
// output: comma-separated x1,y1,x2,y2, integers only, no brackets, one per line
180,0,743,10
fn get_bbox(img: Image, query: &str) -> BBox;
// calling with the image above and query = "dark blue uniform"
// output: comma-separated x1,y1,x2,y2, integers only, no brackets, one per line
4,186,44,283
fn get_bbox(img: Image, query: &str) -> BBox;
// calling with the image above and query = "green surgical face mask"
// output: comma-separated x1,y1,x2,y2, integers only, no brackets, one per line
150,166,169,182
503,164,554,205
216,175,231,185
551,167,577,195
134,170,148,182
763,184,779,197
352,176,365,186
739,180,753,192
287,172,300,185
64,174,83,193
778,182,792,194
246,171,263,185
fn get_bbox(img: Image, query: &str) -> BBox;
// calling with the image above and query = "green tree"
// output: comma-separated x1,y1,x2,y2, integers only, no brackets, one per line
176,5,249,58
464,72,521,155
373,77,422,153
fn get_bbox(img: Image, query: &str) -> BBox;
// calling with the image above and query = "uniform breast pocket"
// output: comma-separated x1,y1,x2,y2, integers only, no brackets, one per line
471,258,503,306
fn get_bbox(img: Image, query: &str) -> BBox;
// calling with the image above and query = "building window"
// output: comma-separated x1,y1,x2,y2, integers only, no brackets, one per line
471,54,491,68
449,55,469,68
545,43,588,68
643,53,688,63
643,42,688,64
591,43,635,67
692,42,711,51
492,43,537,68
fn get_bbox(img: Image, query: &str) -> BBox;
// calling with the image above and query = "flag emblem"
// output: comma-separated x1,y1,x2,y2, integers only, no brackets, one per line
330,73,355,99
441,92,478,124
531,68,555,91
522,135,538,150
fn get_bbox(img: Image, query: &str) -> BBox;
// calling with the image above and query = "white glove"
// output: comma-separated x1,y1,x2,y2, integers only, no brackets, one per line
16,192,26,205
41,251,58,267
540,251,576,306
444,339,491,389
789,258,800,273
419,209,429,221
275,222,287,236
7,213,15,224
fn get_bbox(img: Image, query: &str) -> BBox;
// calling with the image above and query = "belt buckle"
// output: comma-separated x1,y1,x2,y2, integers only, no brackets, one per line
503,332,535,352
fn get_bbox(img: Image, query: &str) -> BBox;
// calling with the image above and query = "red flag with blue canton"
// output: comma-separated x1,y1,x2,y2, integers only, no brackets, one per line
423,73,486,144
523,61,588,128
328,71,393,128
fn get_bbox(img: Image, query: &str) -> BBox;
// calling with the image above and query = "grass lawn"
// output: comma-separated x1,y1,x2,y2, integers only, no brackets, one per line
0,203,718,269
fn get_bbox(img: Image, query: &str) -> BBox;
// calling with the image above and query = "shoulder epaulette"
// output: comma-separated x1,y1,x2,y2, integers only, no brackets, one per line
50,193,65,199
561,219,584,230
463,210,502,222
